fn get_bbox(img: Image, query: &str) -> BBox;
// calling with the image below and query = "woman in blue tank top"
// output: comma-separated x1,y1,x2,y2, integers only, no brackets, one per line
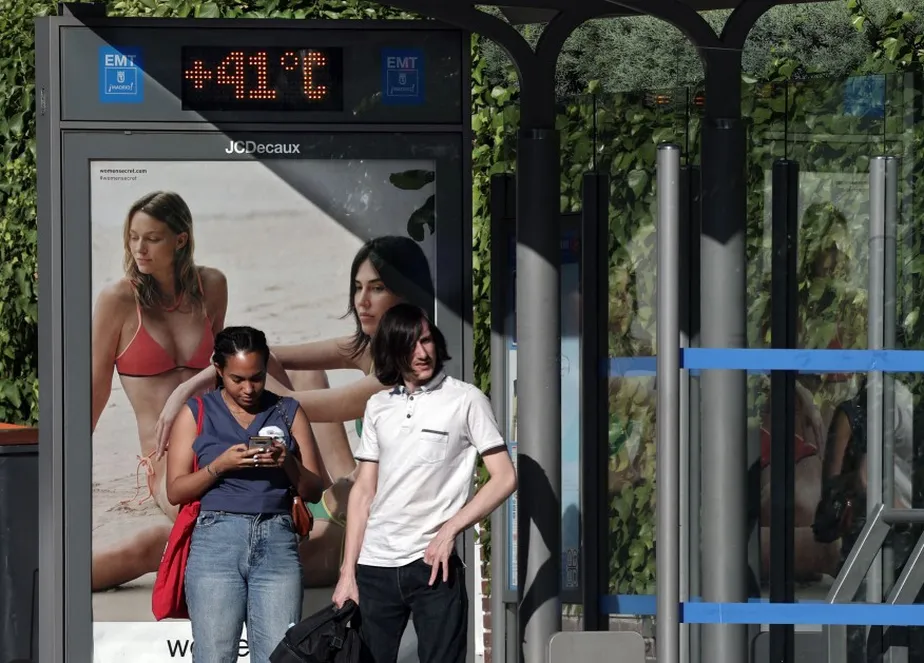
166,326,324,663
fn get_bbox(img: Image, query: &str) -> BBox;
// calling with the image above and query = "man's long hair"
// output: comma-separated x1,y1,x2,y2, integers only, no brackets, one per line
372,303,451,386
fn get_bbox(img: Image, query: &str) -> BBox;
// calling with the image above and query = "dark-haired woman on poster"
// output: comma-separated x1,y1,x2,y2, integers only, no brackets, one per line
157,234,436,587
166,325,324,663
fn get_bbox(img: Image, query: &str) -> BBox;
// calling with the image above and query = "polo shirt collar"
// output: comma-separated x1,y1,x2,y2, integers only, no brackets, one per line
399,370,447,395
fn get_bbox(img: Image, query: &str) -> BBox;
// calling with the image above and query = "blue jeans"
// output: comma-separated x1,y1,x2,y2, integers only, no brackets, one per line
356,555,467,663
185,511,302,662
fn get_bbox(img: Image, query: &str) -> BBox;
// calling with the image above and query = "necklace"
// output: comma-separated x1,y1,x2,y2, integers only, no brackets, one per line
221,391,258,424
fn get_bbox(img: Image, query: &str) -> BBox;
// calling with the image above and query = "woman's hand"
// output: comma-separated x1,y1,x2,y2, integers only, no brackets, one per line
262,440,289,468
212,444,265,474
155,387,193,461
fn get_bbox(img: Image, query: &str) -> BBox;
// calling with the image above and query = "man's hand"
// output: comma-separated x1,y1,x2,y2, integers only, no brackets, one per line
424,523,458,586
332,572,359,609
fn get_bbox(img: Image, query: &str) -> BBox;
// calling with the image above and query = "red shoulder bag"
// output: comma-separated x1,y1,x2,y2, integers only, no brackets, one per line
151,396,205,621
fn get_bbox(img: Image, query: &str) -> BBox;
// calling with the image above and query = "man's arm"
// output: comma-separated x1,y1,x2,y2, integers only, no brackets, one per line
339,460,379,575
332,404,380,608
424,388,517,584
444,448,516,539
331,459,378,609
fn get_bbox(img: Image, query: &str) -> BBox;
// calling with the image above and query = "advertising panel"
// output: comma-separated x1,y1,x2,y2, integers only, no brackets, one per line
90,158,436,660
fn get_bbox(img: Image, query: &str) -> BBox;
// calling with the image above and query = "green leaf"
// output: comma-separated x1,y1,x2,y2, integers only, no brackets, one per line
197,2,220,18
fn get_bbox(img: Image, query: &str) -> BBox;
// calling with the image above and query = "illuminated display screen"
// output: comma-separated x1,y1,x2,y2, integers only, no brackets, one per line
181,46,344,111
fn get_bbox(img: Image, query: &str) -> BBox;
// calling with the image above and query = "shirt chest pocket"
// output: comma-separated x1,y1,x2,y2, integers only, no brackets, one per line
416,429,449,464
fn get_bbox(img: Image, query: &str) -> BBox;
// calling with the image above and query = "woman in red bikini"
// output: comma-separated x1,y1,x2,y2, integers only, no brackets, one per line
90,191,229,591
758,381,842,583
756,202,859,584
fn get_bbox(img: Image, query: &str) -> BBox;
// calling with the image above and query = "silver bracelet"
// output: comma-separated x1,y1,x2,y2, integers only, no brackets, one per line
206,464,221,479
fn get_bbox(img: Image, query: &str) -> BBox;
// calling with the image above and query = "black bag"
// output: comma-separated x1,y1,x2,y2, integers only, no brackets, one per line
269,600,368,663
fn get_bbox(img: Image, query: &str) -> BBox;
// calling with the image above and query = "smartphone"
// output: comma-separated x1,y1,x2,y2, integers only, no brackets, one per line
248,436,275,451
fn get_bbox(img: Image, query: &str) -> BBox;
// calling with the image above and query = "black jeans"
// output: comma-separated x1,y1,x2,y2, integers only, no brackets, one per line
356,555,467,663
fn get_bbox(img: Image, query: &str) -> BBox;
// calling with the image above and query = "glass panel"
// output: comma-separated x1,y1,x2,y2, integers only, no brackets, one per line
599,86,699,605
745,69,924,661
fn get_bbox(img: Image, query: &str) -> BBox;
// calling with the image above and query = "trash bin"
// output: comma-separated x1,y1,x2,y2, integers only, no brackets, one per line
0,425,38,663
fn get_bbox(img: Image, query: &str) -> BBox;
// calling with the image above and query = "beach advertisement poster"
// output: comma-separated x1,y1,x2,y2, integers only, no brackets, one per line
90,159,436,660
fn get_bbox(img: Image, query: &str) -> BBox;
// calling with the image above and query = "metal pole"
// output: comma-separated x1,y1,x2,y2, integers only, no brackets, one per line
684,164,703,663
869,156,887,607
883,156,899,592
678,165,692,663
490,173,514,663
656,143,681,663
580,172,610,632
700,50,751,663
516,127,561,663
769,159,799,663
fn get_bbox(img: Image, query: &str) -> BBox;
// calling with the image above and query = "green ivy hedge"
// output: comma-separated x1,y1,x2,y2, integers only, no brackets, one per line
3,0,924,597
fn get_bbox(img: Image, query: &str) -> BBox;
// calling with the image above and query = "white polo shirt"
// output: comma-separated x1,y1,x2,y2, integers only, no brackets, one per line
355,372,507,567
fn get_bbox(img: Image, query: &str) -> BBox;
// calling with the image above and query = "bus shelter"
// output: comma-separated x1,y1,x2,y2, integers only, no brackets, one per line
380,2,924,663
33,1,924,663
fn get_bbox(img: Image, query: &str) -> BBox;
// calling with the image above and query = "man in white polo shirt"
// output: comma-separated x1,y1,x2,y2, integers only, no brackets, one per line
331,302,517,663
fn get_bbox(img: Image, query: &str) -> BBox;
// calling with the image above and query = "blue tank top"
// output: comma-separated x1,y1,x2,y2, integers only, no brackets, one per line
190,389,300,515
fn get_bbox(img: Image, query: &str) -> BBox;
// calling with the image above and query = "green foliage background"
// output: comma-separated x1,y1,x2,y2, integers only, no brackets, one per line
3,0,924,598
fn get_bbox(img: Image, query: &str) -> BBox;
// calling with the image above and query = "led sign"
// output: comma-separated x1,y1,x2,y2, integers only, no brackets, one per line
181,46,344,111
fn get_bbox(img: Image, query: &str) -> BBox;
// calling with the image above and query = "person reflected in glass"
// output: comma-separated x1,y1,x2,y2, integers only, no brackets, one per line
156,235,435,587
758,379,841,583
166,325,324,662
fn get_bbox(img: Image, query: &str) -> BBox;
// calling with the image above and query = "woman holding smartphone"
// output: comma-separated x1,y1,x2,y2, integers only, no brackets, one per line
156,234,435,586
166,325,324,662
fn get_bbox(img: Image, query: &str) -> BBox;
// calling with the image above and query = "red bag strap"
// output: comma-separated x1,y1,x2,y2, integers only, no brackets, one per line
195,395,205,435
192,396,204,472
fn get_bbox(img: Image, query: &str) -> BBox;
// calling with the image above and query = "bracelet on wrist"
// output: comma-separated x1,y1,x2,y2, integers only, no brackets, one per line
206,464,221,479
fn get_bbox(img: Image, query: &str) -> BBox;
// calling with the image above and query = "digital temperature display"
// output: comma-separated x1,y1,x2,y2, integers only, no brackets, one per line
181,46,344,111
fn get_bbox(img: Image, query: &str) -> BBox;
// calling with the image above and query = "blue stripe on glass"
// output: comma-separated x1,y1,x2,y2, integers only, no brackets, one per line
684,348,924,372
608,350,924,376
600,595,808,617
609,356,657,376
682,602,924,626
599,595,924,625
600,594,658,616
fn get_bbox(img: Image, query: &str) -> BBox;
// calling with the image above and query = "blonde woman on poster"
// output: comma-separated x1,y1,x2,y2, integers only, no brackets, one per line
156,234,435,587
90,191,229,592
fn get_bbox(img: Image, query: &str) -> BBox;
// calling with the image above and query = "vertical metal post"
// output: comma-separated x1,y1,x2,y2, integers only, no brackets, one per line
656,143,681,663
700,49,750,663
35,18,65,663
678,166,691,663
883,156,900,592
683,164,703,663
490,173,515,663
516,127,562,663
869,156,887,607
580,172,610,632
769,159,799,663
